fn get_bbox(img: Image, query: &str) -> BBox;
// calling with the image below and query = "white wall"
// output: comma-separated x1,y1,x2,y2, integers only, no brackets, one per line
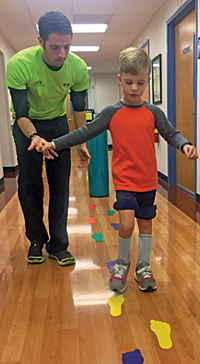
94,73,119,112
0,32,18,173
197,0,200,195
133,0,182,178
0,31,16,64
0,143,3,182
87,73,96,111
132,0,199,196
93,73,119,145
0,52,18,169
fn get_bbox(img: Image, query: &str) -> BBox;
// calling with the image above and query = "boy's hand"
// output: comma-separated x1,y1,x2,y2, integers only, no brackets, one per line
28,136,58,159
183,145,198,160
41,140,58,159
77,144,91,168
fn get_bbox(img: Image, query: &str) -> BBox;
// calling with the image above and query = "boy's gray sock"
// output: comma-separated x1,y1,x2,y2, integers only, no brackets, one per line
116,234,133,265
137,233,152,267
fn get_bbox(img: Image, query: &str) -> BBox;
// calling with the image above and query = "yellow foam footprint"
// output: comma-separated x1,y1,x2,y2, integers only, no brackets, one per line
150,320,172,349
107,294,124,316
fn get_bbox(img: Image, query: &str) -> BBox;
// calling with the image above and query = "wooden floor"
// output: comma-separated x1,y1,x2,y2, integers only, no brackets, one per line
0,148,200,363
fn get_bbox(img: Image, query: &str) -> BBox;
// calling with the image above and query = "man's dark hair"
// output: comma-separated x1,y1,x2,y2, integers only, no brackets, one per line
38,11,73,44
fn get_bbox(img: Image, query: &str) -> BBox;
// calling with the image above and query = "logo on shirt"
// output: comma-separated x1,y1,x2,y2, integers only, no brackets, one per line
32,80,45,87
63,83,70,87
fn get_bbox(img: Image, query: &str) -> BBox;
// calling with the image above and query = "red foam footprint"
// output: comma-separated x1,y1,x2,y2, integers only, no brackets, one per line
88,204,96,210
87,217,97,224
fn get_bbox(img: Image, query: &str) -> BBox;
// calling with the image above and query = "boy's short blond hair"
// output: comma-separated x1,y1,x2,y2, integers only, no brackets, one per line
119,47,152,77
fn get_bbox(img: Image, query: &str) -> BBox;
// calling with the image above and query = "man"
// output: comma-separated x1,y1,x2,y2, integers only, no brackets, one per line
5,11,90,265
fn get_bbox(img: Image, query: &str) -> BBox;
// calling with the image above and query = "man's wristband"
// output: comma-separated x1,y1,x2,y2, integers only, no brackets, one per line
30,132,39,141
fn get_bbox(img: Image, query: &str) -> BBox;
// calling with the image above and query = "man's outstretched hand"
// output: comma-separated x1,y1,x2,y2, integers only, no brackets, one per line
28,135,58,159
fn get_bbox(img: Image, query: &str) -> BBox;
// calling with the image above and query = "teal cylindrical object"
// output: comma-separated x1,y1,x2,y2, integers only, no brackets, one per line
87,131,109,197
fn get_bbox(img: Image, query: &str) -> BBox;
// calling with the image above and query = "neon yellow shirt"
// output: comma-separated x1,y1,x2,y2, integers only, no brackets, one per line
6,45,89,120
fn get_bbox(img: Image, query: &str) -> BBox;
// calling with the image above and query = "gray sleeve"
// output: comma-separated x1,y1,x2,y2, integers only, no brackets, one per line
146,104,192,152
53,105,115,151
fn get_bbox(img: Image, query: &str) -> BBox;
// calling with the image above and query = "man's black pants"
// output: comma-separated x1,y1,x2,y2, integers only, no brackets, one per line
13,115,71,253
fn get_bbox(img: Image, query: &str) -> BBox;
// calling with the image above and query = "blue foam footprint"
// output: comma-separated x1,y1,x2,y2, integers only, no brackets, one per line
122,349,144,364
106,260,115,272
111,223,119,230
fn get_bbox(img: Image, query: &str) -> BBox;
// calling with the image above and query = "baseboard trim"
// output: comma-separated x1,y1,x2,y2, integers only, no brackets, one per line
158,171,168,183
196,193,200,204
3,166,19,177
0,177,4,189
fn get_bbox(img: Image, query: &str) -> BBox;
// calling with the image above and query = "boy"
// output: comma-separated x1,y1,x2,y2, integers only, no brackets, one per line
31,47,198,291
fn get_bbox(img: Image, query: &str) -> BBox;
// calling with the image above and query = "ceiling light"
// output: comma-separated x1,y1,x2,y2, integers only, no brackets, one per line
87,66,92,70
72,24,108,33
70,46,99,52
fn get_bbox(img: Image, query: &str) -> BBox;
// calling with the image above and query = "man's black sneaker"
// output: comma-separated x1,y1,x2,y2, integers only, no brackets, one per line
48,250,75,266
27,240,44,264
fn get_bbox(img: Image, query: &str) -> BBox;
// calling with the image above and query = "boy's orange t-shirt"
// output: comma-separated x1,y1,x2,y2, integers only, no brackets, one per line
109,105,157,192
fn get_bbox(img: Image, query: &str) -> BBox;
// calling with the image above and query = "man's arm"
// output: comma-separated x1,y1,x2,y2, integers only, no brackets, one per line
9,88,39,139
9,88,56,159
17,116,57,159
17,117,37,139
73,110,91,167
70,89,91,167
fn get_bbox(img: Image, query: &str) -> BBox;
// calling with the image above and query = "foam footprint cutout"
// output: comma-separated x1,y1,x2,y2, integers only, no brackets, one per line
87,217,96,224
106,260,116,272
150,320,172,349
88,204,96,210
111,223,119,230
92,233,103,242
107,210,116,216
107,294,124,316
122,349,144,364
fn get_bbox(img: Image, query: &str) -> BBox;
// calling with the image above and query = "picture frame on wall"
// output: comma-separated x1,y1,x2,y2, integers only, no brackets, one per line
152,53,162,104
198,37,200,59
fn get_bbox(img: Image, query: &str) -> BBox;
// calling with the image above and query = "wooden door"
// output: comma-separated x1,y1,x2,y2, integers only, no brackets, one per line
66,92,88,132
66,93,76,132
175,9,195,192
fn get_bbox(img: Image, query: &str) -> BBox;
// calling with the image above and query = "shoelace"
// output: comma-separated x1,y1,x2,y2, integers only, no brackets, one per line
137,266,152,279
113,263,127,278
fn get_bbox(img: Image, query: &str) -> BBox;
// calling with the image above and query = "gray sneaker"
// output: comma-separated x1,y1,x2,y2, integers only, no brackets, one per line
134,264,157,291
109,262,130,293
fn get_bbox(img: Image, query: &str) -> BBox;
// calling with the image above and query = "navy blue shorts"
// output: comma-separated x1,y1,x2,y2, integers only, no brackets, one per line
113,190,157,220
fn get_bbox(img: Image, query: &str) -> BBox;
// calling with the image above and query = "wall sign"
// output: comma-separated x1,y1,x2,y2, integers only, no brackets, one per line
183,45,191,54
152,54,162,105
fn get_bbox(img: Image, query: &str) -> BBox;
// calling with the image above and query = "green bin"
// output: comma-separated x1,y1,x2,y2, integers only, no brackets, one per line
86,110,109,197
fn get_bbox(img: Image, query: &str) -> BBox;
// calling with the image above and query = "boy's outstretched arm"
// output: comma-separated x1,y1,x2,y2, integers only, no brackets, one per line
41,139,91,167
183,144,198,160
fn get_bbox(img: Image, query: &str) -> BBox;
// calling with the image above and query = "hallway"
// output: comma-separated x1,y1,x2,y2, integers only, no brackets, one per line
0,149,200,363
